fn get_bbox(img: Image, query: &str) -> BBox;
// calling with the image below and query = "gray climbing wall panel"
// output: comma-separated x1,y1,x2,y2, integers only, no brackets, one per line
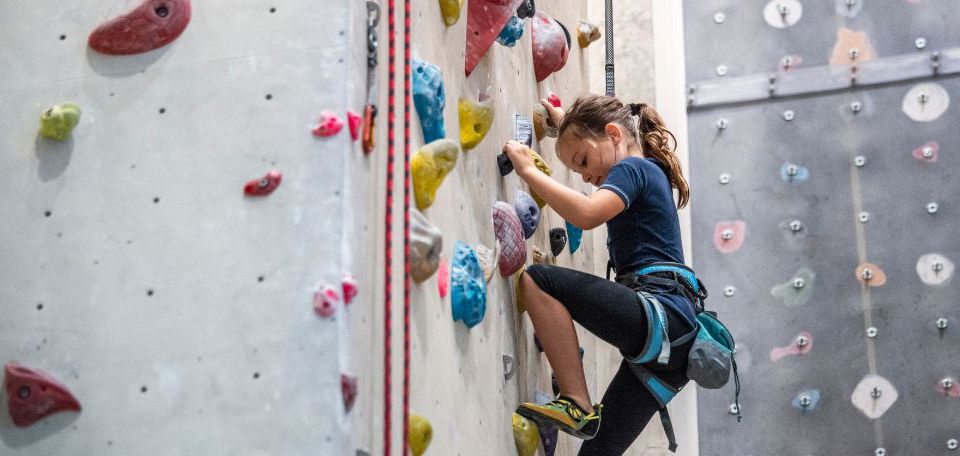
685,1,960,454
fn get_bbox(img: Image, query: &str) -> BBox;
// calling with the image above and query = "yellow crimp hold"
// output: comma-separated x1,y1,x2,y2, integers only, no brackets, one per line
439,0,462,26
514,266,526,314
512,413,540,456
39,102,81,141
412,139,460,210
576,21,601,48
529,150,553,208
458,97,494,151
409,413,433,456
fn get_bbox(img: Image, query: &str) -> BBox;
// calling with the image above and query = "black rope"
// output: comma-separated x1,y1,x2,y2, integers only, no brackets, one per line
604,0,614,96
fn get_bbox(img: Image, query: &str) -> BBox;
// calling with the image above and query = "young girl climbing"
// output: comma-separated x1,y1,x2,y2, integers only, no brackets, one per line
504,94,698,455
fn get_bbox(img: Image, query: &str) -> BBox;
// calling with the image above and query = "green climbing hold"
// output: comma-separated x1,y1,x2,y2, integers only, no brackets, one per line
39,103,81,141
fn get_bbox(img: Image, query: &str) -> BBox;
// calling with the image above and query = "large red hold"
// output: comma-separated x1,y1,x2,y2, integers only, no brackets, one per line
465,0,525,77
532,11,570,82
88,0,192,55
5,362,82,427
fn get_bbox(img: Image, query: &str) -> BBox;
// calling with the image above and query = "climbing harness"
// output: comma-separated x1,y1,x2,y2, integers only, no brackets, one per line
363,1,380,154
612,261,741,453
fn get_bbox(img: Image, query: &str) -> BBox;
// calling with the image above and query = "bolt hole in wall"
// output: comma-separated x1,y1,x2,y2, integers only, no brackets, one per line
686,0,960,453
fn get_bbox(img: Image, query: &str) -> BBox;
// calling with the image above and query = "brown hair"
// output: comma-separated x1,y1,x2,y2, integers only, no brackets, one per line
558,94,689,209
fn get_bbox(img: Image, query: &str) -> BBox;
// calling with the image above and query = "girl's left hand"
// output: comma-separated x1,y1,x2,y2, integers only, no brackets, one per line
502,140,536,176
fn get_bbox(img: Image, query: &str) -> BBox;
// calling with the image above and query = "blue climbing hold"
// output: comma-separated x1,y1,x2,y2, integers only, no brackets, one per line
514,191,540,239
451,240,487,328
497,16,524,47
792,389,821,411
412,59,447,143
565,221,582,254
780,162,809,182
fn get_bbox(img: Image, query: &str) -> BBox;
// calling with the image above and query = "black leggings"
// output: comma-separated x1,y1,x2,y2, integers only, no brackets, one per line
524,264,695,455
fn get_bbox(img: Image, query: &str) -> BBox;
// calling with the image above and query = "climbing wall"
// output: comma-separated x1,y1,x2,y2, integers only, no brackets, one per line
0,1,382,454
685,0,960,454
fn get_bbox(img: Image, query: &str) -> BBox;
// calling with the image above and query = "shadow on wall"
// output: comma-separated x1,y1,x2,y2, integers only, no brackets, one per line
35,133,74,182
86,46,170,78
0,395,80,448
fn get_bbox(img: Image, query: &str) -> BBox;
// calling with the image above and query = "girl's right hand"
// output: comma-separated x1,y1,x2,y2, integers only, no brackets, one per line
540,99,565,129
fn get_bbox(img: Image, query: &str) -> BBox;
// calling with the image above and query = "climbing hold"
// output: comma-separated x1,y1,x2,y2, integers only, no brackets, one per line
347,111,362,142
412,60,447,143
829,27,875,65
458,96,495,151
855,262,887,287
503,354,517,380
465,0,525,77
497,16,525,47
451,241,487,328
243,170,283,197
312,111,345,137
916,253,954,286
515,191,541,239
313,284,340,318
474,243,499,283
780,162,810,182
565,221,582,254
769,331,814,362
493,201,527,277
713,221,746,253
514,266,526,313
88,0,192,55
410,209,443,283
792,389,821,412
770,268,816,306
902,83,950,122
576,21,601,48
533,104,558,140
531,246,552,264
408,414,433,456
516,0,536,19
531,11,570,82
546,92,562,108
851,374,898,419
538,424,558,456
412,139,459,210
38,103,81,141
439,0,463,26
341,274,358,306
912,141,939,162
529,151,553,207
437,258,449,298
341,374,358,413
4,362,82,427
514,113,534,147
549,228,566,256
512,413,540,456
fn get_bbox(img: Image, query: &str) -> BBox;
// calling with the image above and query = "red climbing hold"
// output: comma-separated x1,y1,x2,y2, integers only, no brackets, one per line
5,362,81,427
312,112,345,137
341,374,358,413
243,170,282,197
465,0,525,77
347,111,362,142
547,93,562,108
438,258,450,299
342,274,358,306
313,285,340,318
88,0,192,55
532,11,570,82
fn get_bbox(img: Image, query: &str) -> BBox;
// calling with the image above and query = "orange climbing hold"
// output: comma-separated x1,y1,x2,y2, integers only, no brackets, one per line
89,0,192,55
4,362,82,427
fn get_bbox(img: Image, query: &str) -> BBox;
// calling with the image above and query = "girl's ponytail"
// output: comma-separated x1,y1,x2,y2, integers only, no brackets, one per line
633,103,689,209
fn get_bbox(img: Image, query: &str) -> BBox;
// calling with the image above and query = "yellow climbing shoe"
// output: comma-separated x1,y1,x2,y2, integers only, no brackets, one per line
516,397,602,440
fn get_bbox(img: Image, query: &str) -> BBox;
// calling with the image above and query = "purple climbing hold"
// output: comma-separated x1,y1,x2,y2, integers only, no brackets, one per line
412,59,446,143
514,191,540,239
493,201,527,277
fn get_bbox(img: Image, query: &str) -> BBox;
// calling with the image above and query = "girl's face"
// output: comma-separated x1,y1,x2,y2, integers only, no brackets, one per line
556,123,629,186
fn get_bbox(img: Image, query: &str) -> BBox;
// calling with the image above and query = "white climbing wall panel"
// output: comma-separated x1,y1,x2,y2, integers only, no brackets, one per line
0,1,380,454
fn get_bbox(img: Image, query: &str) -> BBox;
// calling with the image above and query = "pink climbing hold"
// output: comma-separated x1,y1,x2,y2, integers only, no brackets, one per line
713,221,746,253
912,141,939,163
312,112,345,137
769,332,813,362
492,201,527,277
5,362,82,428
244,170,282,197
532,11,570,82
88,0,192,55
341,274,358,306
547,92,562,108
438,258,450,298
347,111,362,142
341,374,358,413
313,284,340,318
465,0,525,77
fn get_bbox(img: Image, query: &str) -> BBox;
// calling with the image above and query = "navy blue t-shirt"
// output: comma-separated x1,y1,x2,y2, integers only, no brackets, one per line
599,156,695,325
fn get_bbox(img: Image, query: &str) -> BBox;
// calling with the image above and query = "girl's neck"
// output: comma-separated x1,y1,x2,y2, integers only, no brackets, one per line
626,144,644,159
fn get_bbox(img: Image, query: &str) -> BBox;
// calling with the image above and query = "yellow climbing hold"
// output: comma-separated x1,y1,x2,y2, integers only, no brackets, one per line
409,413,433,456
39,102,81,141
412,139,460,210
514,266,526,314
439,0,462,26
512,413,540,456
529,150,553,208
458,97,495,151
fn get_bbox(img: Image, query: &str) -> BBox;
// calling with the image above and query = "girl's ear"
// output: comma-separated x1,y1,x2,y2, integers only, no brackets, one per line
605,122,622,147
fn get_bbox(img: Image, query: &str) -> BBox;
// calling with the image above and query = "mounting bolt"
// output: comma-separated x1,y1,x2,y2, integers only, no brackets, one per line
719,173,731,185
716,65,728,76
915,37,927,49
716,118,728,130
781,56,794,69
942,378,955,390
936,318,948,329
870,387,882,398
796,335,808,346
793,278,805,289
844,0,857,6
855,155,867,167
858,212,870,223
927,202,939,214
789,220,803,232
714,12,726,23
778,2,790,15
799,395,811,407
721,229,734,240
786,164,799,176
849,48,860,60
875,448,886,456
850,101,862,113
922,146,934,158
933,261,944,273
919,92,930,104
728,403,740,414
948,438,958,450
866,326,878,338
783,110,795,121
723,286,736,297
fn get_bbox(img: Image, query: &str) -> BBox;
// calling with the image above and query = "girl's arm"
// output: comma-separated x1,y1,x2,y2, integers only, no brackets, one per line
504,141,624,230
